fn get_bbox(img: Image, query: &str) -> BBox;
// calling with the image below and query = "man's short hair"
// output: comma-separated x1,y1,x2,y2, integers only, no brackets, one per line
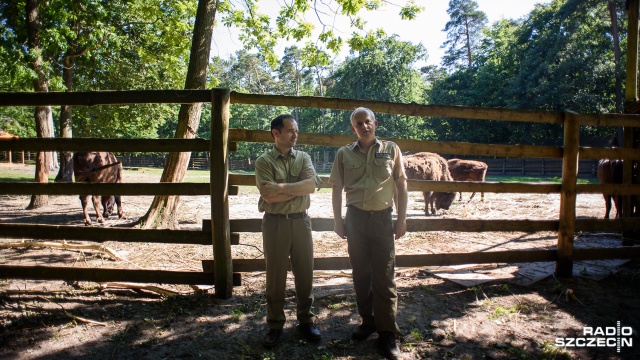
350,107,375,123
271,114,295,137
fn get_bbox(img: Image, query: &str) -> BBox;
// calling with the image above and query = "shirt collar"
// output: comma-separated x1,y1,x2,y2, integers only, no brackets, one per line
347,137,382,152
269,146,297,159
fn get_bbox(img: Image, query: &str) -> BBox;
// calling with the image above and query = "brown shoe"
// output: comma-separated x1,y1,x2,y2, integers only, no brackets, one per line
378,331,400,360
351,324,376,340
263,328,282,348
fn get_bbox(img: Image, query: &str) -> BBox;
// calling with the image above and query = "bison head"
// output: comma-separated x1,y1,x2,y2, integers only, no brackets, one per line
435,192,456,211
102,196,116,217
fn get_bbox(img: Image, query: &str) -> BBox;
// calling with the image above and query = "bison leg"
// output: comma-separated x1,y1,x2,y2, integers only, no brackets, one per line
613,195,622,219
468,192,477,203
603,194,612,219
422,192,430,216
115,195,125,219
92,195,105,223
79,195,92,226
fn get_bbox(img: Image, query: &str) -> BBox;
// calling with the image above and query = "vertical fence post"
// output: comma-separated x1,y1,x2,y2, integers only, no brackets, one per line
211,88,232,298
556,112,579,277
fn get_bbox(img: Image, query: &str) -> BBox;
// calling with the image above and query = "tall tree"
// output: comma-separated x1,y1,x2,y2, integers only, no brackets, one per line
441,0,488,69
25,0,53,209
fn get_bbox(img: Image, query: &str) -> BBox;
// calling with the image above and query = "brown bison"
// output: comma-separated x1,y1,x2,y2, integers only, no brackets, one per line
596,159,640,219
404,152,456,215
447,159,488,202
73,152,124,225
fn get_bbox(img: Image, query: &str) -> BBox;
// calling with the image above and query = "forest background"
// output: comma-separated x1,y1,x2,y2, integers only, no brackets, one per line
0,0,626,164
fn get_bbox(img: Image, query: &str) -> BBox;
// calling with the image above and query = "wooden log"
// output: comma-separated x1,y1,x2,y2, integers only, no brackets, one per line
576,183,640,195
0,223,212,244
204,247,640,272
1,182,210,195
218,218,562,233
211,88,233,299
230,93,565,124
0,265,218,285
0,90,212,106
229,174,564,193
556,112,580,277
229,129,563,158
0,138,210,152
574,218,640,232
577,113,640,128
579,147,640,161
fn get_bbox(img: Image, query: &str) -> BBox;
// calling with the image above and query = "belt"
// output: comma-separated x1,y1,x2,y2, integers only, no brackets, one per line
264,211,306,219
348,205,392,214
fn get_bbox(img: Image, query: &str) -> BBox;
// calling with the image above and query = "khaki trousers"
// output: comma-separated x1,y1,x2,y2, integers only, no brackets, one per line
345,206,400,334
262,214,315,329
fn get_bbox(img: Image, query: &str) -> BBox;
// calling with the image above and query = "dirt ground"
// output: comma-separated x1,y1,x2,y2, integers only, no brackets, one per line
0,163,639,360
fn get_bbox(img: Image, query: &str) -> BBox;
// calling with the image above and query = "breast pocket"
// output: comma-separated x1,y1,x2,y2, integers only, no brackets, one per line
344,159,364,184
374,158,394,180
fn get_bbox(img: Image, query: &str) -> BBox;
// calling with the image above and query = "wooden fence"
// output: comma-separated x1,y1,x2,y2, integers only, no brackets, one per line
1,89,640,299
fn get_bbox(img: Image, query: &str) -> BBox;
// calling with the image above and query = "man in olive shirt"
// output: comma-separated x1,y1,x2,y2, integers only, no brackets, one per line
255,114,322,347
329,107,407,360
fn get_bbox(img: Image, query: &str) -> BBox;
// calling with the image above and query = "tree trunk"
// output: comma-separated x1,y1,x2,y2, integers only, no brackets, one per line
25,0,52,209
55,54,75,183
610,0,623,112
137,0,217,229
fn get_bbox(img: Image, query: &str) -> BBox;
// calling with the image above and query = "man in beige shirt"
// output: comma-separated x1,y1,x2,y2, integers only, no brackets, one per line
255,114,322,347
329,107,407,360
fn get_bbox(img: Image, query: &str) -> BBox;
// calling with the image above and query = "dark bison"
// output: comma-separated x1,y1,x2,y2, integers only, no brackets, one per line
447,159,488,202
73,152,124,225
597,159,640,219
404,152,456,215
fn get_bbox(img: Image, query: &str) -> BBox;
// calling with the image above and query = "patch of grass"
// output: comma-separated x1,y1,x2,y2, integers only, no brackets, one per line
489,305,517,320
230,308,244,322
410,329,423,341
540,340,571,359
420,285,435,293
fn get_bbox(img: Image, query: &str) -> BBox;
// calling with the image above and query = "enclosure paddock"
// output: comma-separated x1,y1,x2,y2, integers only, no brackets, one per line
1,89,639,298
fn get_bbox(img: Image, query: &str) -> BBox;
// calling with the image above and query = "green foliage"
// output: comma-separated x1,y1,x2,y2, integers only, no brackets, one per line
327,35,426,139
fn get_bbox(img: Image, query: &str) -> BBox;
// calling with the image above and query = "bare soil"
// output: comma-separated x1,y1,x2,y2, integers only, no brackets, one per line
1,163,639,360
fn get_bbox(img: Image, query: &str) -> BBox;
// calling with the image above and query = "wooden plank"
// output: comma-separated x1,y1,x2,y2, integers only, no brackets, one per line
220,218,561,233
229,174,564,193
575,218,640,232
579,147,640,161
0,223,211,244
578,113,640,128
230,93,565,124
0,182,210,196
0,138,210,152
229,129,563,158
573,246,640,260
0,90,212,106
204,248,640,273
211,88,233,299
626,0,639,102
577,183,640,195
556,112,580,277
0,265,216,285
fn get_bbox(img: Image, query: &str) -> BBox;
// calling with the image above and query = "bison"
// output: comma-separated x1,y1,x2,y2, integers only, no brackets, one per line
447,159,488,202
596,159,640,219
73,152,124,225
404,152,456,215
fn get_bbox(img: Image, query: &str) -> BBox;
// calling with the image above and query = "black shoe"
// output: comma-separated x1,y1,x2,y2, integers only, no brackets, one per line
378,332,400,360
299,323,322,341
351,324,376,340
263,328,282,348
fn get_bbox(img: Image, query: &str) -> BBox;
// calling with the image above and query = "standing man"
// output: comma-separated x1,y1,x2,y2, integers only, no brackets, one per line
255,114,322,348
329,107,407,360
